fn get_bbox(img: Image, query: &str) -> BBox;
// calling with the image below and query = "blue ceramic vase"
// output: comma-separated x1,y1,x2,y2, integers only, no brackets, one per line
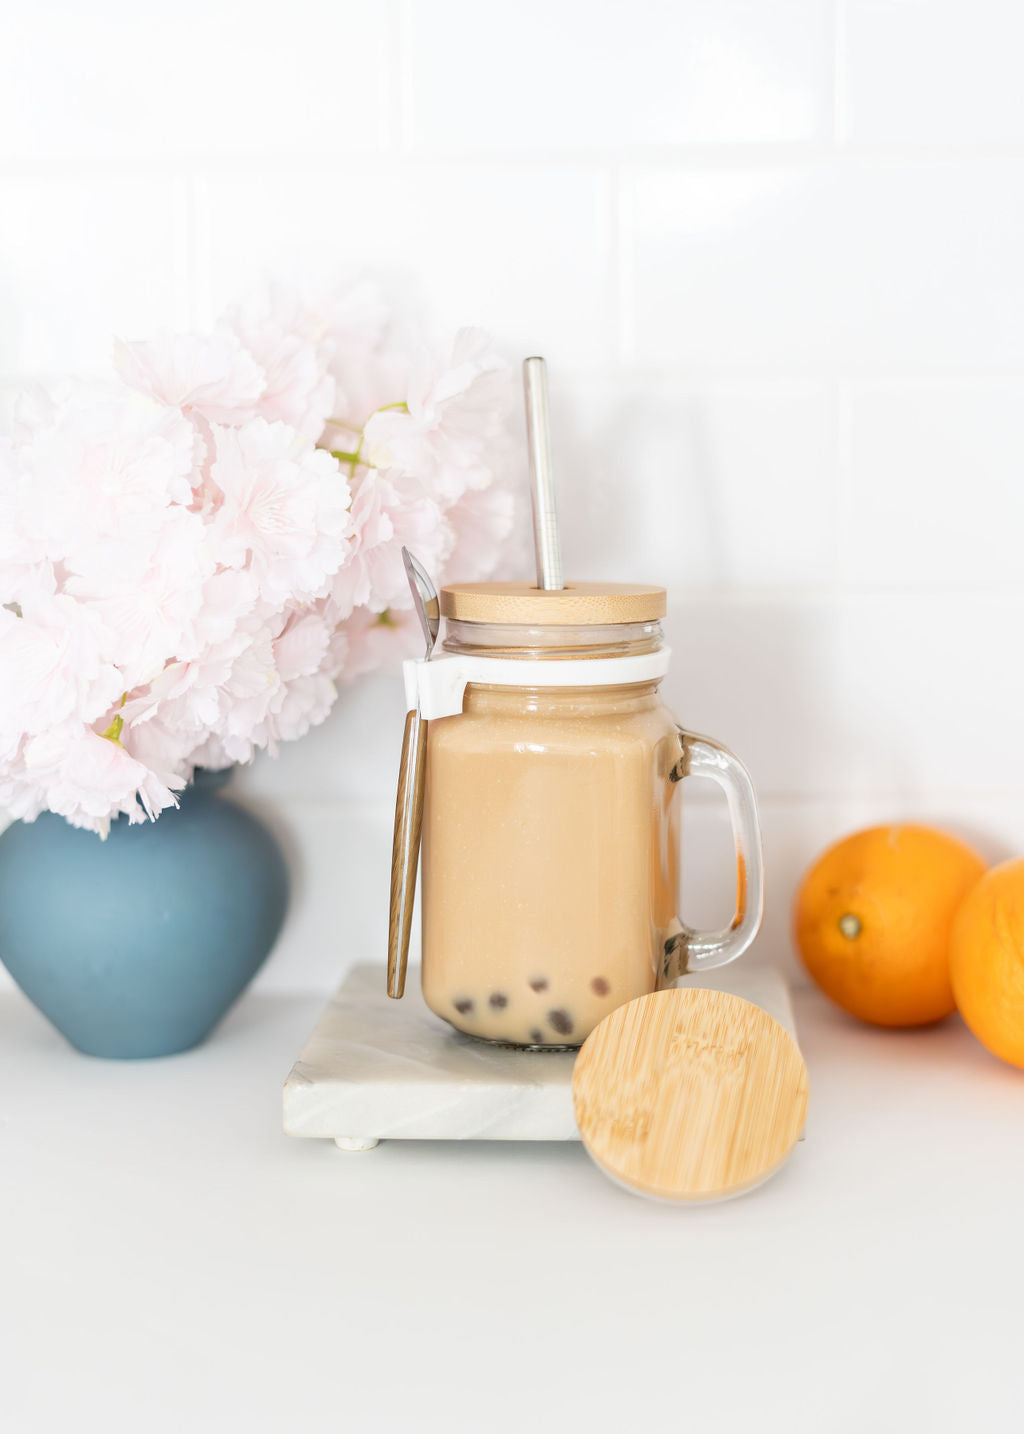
0,769,289,1059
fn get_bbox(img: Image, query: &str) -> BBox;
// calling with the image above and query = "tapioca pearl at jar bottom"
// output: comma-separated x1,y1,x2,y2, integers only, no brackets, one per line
489,992,509,1009
529,976,549,992
453,997,474,1016
590,976,610,996
547,1009,574,1037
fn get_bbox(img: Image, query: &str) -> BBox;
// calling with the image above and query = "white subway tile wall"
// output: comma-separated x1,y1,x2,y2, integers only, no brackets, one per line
0,176,188,378
0,2,390,159
407,0,832,149
197,163,614,364
631,161,1024,368
1,1,1022,991
839,0,1024,145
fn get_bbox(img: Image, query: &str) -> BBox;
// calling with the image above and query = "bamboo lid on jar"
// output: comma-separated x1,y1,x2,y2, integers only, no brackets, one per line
573,987,808,1203
440,581,667,626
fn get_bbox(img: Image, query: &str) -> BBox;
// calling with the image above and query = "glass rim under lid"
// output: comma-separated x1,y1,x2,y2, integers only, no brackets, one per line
441,582,667,662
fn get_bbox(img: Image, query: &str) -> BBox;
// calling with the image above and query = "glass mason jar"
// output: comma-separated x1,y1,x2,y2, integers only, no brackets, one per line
410,582,763,1049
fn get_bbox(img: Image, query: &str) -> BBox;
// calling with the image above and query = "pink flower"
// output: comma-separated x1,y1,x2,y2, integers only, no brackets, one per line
209,418,352,606
120,591,269,764
0,436,43,593
67,507,214,690
362,328,513,504
0,580,122,746
321,280,404,427
207,608,338,758
9,382,196,592
115,332,265,428
266,609,338,746
221,283,337,447
337,606,423,684
0,279,519,831
182,568,262,660
21,724,178,830
327,468,447,619
443,482,519,583
274,608,332,683
118,710,195,802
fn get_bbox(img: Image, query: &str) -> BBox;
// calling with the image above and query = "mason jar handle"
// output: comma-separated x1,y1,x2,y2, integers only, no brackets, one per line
663,729,765,980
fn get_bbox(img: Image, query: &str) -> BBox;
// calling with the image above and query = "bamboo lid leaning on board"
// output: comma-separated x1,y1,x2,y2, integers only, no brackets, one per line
572,987,809,1203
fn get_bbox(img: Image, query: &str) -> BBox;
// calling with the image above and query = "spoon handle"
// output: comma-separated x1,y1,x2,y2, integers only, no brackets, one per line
387,707,428,998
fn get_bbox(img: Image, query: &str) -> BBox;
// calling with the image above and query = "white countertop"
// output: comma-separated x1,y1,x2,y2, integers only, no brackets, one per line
4,978,1024,1433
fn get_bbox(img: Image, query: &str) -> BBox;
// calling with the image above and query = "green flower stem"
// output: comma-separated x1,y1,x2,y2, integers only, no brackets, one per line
326,401,409,477
100,693,127,745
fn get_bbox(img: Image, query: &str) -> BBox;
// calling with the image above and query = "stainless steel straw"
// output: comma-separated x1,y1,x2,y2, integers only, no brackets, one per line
523,357,564,590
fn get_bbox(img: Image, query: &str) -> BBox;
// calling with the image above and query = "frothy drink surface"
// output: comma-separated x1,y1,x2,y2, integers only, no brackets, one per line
421,681,679,1046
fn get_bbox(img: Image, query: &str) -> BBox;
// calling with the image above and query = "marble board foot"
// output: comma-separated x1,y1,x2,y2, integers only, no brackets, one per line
284,963,798,1149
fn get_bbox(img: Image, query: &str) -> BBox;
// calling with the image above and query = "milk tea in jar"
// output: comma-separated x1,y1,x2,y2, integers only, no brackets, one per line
409,580,764,1047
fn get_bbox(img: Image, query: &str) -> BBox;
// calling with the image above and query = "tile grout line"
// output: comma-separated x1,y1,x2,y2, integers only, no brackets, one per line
391,0,414,155
559,363,1024,385
183,172,205,332
190,172,214,331
380,0,398,151
8,144,1024,181
834,377,854,593
831,0,846,145
611,164,635,367
169,173,193,333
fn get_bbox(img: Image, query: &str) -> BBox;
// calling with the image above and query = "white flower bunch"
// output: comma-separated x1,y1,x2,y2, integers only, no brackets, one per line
0,281,521,832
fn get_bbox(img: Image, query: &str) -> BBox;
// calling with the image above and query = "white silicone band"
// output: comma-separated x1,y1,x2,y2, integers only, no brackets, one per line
404,648,671,720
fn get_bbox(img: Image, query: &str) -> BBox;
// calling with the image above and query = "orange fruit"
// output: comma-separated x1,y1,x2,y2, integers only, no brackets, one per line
950,859,1024,1068
793,824,986,1027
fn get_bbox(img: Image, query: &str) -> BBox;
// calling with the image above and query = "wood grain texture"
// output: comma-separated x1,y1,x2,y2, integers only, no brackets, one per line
386,709,427,999
573,988,808,1203
440,581,666,625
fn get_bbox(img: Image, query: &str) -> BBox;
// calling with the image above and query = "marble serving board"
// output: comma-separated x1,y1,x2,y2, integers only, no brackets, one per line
283,963,797,1150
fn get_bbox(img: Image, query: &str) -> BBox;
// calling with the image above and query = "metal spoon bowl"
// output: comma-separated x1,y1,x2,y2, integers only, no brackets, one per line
403,546,439,657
